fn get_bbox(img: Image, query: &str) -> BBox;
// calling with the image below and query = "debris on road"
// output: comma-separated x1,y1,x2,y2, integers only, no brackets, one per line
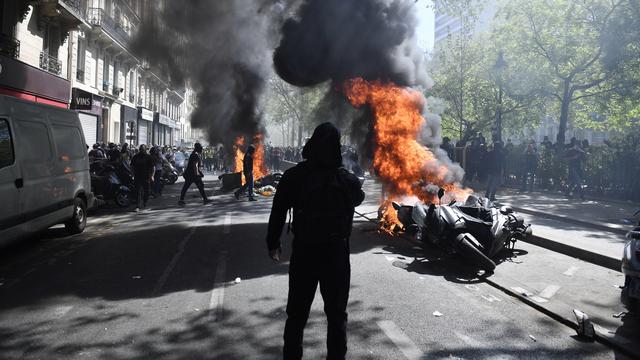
529,335,537,342
132,276,142,279
433,311,443,317
234,277,241,284
613,311,627,318
573,309,595,341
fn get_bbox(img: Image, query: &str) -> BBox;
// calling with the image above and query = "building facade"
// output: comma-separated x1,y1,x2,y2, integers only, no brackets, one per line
0,0,189,147
433,0,497,46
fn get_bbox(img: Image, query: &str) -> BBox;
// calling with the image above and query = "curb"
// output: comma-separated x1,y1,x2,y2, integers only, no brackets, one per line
483,277,637,358
354,210,634,356
523,235,621,272
512,206,628,236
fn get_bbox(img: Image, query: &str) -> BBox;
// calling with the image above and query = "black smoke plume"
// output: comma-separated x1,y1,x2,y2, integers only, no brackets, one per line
274,0,430,88
132,1,297,149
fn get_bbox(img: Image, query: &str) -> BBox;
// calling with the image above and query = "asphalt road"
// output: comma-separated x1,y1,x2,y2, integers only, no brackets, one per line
0,175,635,359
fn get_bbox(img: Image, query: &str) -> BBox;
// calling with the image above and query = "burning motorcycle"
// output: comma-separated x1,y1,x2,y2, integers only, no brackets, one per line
392,189,531,272
622,210,640,313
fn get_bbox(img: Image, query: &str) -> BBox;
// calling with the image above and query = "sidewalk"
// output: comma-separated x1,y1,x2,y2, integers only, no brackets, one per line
486,188,637,268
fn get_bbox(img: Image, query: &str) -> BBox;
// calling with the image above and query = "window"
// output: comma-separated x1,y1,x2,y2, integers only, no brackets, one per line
76,36,86,83
52,125,85,160
0,119,15,169
16,121,52,161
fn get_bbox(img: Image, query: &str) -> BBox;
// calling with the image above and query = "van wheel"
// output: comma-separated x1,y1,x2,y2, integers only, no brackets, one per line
65,197,87,235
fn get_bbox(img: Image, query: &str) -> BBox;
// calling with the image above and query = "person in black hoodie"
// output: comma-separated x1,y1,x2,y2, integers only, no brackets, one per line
266,122,365,360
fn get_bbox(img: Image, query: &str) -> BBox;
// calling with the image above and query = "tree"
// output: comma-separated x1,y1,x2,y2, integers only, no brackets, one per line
429,34,544,144
265,77,325,146
493,0,631,146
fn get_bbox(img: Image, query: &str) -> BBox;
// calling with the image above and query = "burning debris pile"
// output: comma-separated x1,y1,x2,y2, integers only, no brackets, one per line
274,0,471,232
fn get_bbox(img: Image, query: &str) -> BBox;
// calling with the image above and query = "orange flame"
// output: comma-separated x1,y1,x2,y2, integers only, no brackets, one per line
378,200,403,235
233,134,269,184
252,134,269,180
343,78,471,232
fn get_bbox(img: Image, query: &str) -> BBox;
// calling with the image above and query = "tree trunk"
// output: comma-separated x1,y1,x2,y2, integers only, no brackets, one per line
556,80,572,148
290,119,296,147
297,121,303,147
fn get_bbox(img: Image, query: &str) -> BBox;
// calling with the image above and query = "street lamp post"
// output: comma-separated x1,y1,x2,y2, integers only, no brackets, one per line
493,52,507,143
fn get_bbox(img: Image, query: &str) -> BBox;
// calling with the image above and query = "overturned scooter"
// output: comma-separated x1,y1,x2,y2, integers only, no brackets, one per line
393,188,532,272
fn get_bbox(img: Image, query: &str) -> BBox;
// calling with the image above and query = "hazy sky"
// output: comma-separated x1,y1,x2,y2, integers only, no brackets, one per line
415,0,435,52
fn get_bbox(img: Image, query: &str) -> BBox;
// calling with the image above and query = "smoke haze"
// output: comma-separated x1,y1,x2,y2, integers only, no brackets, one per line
133,0,296,148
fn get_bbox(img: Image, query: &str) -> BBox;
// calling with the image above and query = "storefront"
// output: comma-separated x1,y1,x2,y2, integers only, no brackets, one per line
70,87,103,146
137,107,153,146
154,113,173,146
170,119,181,146
0,54,70,108
121,105,137,145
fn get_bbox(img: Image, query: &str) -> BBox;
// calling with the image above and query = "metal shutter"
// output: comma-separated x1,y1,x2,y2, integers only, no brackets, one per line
138,121,148,145
78,112,98,146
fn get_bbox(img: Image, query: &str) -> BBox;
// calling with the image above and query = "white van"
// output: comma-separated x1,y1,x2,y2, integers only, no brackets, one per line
0,95,94,247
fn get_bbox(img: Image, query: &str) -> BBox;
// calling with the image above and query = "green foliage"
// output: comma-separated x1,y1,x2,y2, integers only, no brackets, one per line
493,0,636,143
265,77,327,146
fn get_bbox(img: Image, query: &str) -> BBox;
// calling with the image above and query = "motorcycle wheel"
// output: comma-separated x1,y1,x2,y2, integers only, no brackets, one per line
458,236,497,272
115,191,130,208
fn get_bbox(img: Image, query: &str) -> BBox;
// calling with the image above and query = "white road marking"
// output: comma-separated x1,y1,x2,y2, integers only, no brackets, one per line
377,320,423,360
454,331,483,347
563,266,579,277
152,211,203,295
385,255,396,262
530,296,548,303
539,285,561,299
209,251,228,322
52,305,73,318
481,294,502,303
223,213,232,234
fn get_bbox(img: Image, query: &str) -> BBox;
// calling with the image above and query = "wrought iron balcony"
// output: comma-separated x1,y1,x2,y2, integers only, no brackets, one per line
39,52,62,76
86,7,132,48
0,34,20,59
59,0,86,20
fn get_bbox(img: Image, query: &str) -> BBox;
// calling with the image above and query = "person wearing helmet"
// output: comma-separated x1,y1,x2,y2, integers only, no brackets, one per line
178,142,211,205
234,144,257,201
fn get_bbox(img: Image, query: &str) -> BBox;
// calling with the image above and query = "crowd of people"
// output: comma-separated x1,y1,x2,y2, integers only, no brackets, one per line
458,134,590,201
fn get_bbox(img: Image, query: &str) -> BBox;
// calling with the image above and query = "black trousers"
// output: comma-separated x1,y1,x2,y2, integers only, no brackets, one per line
180,176,206,201
283,241,350,360
134,178,150,207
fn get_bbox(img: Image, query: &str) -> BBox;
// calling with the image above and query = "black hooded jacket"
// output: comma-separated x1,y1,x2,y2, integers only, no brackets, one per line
266,122,365,251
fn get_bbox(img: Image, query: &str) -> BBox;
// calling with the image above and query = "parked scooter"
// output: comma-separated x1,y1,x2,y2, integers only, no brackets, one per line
393,189,531,271
622,210,640,313
162,161,180,185
90,163,131,207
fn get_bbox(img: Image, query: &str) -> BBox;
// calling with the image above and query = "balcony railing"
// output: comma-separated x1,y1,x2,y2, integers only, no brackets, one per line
86,8,132,47
39,52,62,76
59,0,86,20
76,69,85,83
0,34,20,59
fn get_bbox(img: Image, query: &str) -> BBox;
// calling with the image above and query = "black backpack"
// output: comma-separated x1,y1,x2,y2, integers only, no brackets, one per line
293,168,354,243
